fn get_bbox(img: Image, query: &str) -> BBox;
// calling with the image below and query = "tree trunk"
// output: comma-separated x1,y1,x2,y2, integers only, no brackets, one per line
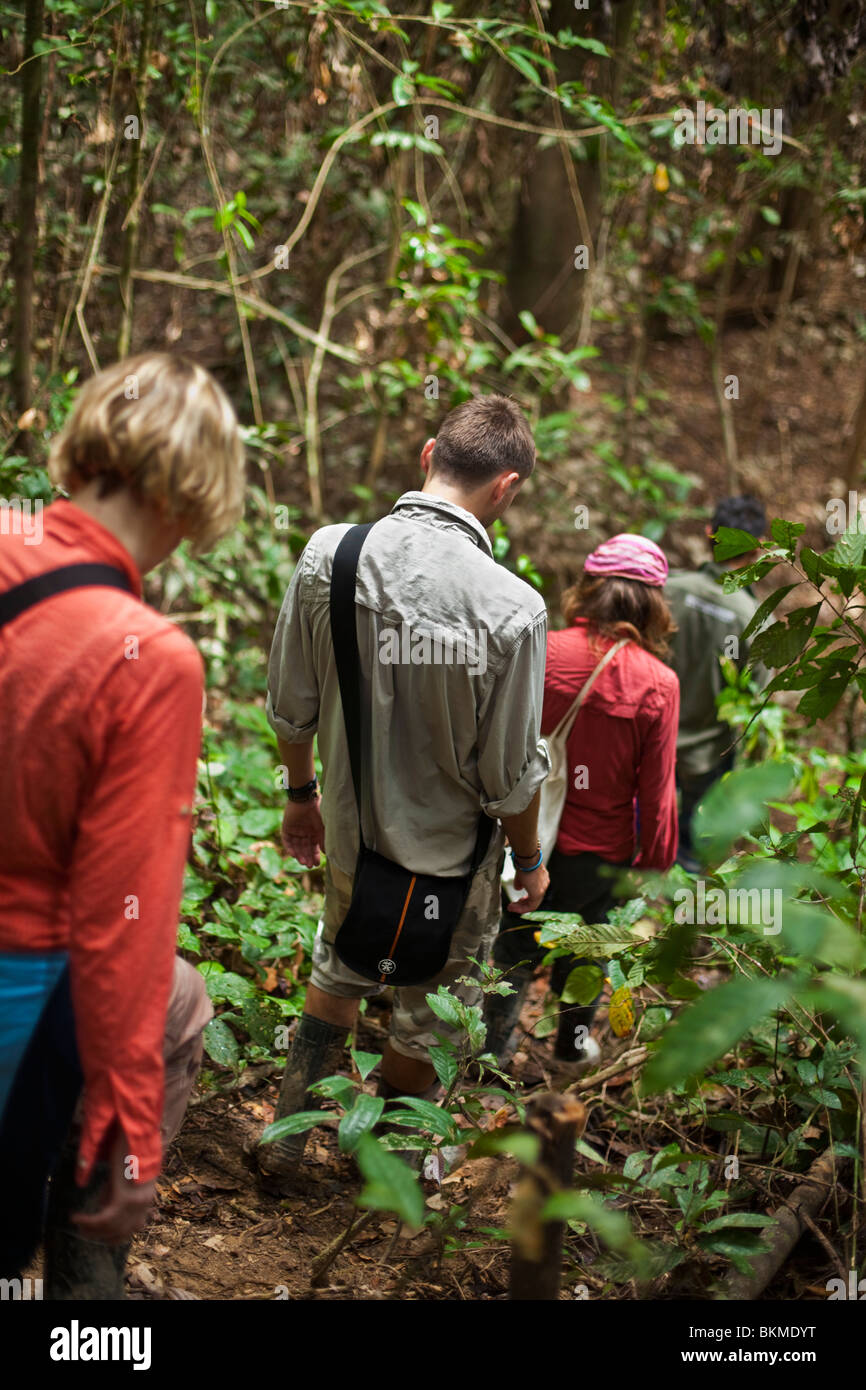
117,0,155,359
12,0,46,451
844,361,866,492
506,0,636,340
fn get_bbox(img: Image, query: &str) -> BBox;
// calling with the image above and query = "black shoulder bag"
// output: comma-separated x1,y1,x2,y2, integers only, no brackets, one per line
329,523,493,988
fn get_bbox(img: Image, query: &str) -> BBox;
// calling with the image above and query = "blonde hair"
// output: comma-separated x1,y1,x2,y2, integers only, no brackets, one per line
48,353,245,552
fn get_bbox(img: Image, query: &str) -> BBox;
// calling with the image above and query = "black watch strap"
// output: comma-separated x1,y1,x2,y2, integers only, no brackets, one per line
287,777,318,802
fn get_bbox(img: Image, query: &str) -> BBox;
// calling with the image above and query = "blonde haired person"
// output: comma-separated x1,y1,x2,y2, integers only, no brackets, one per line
0,353,244,1299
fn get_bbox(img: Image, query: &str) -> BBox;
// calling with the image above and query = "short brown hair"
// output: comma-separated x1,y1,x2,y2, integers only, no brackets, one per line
430,394,535,485
49,352,245,553
562,574,676,661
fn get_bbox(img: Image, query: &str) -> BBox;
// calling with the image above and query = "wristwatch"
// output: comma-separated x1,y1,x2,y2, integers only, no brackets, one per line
287,777,318,803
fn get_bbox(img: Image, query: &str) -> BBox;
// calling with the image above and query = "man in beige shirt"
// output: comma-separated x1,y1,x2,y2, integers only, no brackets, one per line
257,395,551,1187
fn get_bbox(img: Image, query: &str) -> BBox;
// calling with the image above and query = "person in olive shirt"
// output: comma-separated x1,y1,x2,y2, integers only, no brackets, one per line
665,496,767,870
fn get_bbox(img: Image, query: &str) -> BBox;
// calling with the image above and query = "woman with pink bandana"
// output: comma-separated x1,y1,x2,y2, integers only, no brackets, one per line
484,534,680,1075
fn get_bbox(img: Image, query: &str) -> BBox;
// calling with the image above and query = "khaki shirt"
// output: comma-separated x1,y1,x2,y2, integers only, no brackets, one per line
665,561,764,779
267,491,550,878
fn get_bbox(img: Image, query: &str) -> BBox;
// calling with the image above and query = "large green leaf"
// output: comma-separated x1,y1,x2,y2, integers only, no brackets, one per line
396,1096,459,1141
747,604,821,669
804,977,866,1063
694,761,797,863
562,964,605,1005
429,1045,458,1090
741,583,797,641
261,1111,335,1143
355,1133,425,1228
526,914,640,956
642,972,799,1094
350,1050,381,1083
713,526,764,561
202,1016,240,1068
338,1093,385,1154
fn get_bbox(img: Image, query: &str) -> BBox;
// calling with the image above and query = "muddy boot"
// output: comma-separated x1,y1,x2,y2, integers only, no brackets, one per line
44,1148,129,1301
482,967,533,1066
256,1014,348,1191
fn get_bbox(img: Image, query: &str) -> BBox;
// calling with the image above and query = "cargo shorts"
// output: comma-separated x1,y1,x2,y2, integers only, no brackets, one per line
310,839,505,1061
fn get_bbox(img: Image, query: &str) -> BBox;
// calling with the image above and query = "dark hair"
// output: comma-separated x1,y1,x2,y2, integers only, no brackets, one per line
562,574,676,661
711,495,766,538
430,395,535,486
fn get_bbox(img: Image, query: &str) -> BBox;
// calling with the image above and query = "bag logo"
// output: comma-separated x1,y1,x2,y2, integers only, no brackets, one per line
378,958,397,975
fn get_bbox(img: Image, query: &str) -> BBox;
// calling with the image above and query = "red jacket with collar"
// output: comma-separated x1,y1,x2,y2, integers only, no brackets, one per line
0,500,203,1183
541,619,679,869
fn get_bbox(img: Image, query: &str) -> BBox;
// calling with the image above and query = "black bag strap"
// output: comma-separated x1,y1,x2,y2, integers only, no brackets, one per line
0,563,136,632
330,523,493,873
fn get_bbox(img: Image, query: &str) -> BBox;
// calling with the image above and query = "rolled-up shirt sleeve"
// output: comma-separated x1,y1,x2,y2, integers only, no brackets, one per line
476,609,551,818
266,540,320,743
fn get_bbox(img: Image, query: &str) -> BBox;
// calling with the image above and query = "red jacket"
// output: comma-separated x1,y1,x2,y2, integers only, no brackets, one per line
0,500,203,1183
542,619,679,869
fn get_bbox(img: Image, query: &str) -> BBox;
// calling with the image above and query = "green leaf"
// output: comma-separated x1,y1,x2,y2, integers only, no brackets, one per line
468,1131,539,1163
833,527,866,568
694,761,797,862
698,1212,777,1233
507,48,543,87
804,977,866,1063
397,1096,458,1140
239,807,282,837
696,1229,773,1271
355,1133,426,1228
426,988,461,1025
769,518,805,551
541,1191,640,1257
430,1045,459,1090
747,604,821,669
642,973,799,1094
351,1050,381,1083
797,674,852,722
713,526,763,561
261,1111,334,1143
338,1093,386,1154
528,916,639,957
562,964,605,1005
202,1016,239,1068
310,1074,357,1108
741,583,797,641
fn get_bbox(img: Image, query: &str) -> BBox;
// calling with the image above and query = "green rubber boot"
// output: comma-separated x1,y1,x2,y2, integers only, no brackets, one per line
256,1013,348,1190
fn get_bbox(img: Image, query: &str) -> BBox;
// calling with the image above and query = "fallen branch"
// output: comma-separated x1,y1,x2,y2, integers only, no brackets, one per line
720,1147,847,1300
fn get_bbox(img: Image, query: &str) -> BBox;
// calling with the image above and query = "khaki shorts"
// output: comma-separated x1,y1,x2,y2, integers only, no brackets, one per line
311,845,505,1061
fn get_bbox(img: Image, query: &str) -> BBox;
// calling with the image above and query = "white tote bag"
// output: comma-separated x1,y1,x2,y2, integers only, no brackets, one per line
503,638,627,901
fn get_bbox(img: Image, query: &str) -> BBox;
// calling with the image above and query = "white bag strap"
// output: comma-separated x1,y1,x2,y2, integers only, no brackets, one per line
551,637,628,744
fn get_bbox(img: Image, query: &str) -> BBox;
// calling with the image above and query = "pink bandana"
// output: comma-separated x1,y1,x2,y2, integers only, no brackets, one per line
584,533,669,587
